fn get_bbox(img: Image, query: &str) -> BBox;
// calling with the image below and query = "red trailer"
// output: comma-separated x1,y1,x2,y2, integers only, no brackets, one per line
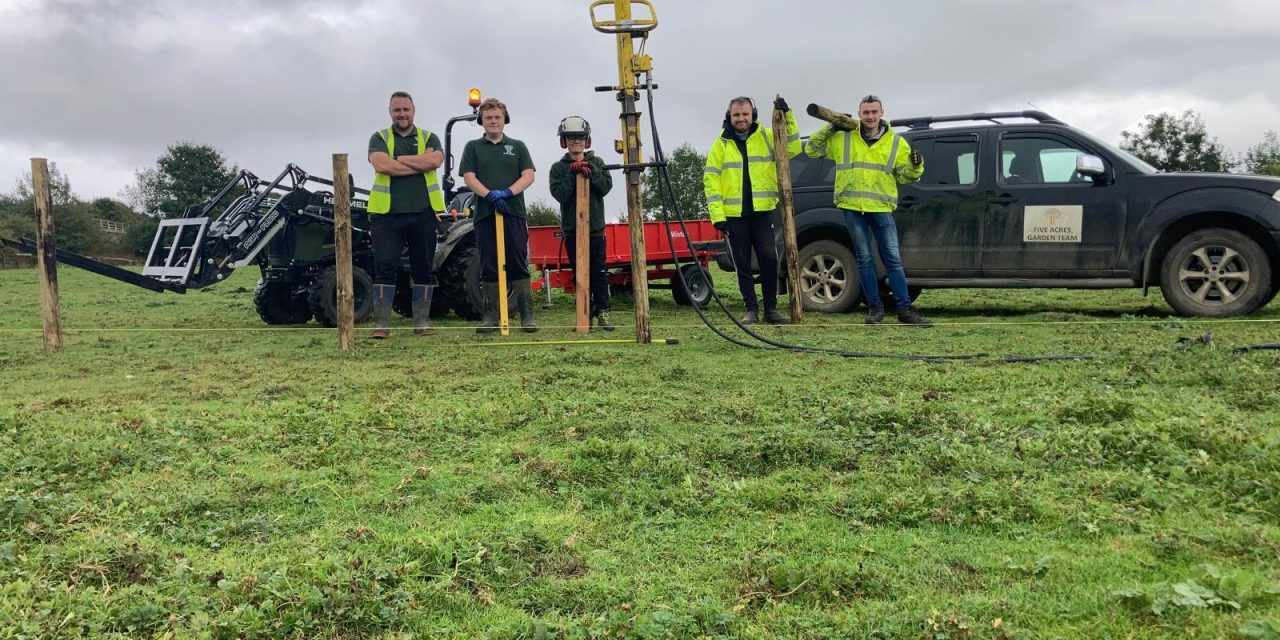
528,219,722,306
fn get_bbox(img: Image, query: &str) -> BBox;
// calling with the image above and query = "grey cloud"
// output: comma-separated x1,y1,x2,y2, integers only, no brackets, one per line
2,0,1278,213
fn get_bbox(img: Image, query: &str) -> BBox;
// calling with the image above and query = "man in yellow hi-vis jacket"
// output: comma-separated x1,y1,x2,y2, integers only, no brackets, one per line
366,91,445,338
805,95,931,326
704,96,801,325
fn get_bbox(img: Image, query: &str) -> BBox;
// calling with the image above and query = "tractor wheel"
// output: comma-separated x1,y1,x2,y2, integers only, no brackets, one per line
253,279,312,325
1160,228,1272,317
393,274,413,319
442,242,485,320
308,265,374,327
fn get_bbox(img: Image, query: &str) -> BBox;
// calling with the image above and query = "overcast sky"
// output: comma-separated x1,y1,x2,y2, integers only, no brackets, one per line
3,0,1279,219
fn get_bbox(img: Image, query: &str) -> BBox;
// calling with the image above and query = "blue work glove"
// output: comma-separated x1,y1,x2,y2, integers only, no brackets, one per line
485,188,513,203
493,198,511,215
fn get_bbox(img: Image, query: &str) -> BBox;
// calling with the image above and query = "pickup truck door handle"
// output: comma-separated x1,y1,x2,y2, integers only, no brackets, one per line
898,196,919,210
989,193,1018,205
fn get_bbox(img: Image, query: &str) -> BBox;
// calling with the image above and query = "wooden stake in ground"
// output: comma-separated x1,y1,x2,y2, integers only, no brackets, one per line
332,154,354,352
772,97,803,324
495,211,510,336
575,174,591,333
31,158,62,353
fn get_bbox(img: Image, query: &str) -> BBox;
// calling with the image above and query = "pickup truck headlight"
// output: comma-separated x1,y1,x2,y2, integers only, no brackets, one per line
1274,189,1280,202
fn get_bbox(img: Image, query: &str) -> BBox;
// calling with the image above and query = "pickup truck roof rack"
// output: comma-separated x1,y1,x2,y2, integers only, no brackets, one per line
894,110,1067,130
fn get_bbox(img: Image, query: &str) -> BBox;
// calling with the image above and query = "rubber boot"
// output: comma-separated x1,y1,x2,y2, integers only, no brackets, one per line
515,279,538,333
740,309,758,325
477,283,500,334
370,284,393,339
412,284,436,336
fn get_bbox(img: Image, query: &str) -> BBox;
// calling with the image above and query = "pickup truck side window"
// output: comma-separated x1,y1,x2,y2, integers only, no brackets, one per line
917,135,979,187
1000,135,1095,185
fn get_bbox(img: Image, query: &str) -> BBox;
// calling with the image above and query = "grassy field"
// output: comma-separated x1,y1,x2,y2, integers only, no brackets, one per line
1,265,1278,639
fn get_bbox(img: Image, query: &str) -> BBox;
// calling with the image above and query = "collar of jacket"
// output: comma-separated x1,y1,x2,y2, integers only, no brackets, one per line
559,150,597,164
720,121,759,140
856,121,891,142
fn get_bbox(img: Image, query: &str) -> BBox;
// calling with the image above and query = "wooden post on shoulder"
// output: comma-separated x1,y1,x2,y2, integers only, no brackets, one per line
773,97,803,324
806,103,858,131
332,154,354,352
574,174,591,333
32,158,62,353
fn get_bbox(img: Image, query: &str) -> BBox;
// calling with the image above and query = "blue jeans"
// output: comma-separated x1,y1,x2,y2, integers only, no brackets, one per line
842,209,911,307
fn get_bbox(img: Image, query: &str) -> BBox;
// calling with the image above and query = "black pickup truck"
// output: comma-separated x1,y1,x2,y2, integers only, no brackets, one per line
769,111,1280,317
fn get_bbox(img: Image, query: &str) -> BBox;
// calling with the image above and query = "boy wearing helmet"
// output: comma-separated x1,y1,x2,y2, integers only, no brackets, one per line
549,115,615,330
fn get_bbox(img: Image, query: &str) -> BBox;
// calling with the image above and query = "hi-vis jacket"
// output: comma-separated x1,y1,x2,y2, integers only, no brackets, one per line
804,121,923,213
703,112,801,224
369,127,445,214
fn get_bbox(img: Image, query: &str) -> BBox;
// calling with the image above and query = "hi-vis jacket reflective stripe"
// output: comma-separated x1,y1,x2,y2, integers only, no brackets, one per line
703,111,801,224
804,121,923,213
369,127,445,214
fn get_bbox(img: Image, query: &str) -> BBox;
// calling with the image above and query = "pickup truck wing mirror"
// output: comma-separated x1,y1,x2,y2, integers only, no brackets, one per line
1076,153,1106,177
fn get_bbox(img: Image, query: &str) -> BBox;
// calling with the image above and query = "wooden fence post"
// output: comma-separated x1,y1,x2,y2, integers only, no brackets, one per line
32,158,63,352
575,175,591,333
332,154,354,352
773,99,803,324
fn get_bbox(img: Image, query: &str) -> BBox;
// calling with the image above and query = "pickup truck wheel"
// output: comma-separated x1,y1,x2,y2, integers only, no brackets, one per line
798,240,859,313
1160,228,1272,317
309,265,374,327
254,279,312,325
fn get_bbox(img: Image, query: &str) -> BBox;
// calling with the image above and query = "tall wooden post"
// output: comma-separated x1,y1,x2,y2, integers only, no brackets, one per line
613,0,651,344
32,158,62,353
574,175,591,333
772,99,803,324
332,154,354,352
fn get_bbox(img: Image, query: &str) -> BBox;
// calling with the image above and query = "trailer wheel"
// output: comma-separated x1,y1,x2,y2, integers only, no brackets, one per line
253,279,312,325
798,240,859,313
442,243,485,320
1160,228,1272,317
308,265,374,327
672,264,713,307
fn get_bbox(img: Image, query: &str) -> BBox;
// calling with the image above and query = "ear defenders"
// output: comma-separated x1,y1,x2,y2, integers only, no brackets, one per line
723,96,758,123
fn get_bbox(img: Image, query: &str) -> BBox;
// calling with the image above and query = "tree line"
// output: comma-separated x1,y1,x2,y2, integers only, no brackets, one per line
3,110,1278,261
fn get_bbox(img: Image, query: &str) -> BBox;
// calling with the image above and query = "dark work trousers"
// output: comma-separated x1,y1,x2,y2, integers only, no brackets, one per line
369,211,437,286
723,209,780,312
564,234,610,313
474,213,530,283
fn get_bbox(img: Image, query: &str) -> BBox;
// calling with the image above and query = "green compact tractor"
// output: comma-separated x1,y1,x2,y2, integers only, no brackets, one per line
3,108,486,325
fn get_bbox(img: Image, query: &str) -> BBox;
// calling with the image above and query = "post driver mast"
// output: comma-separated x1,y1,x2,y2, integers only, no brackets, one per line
590,0,659,344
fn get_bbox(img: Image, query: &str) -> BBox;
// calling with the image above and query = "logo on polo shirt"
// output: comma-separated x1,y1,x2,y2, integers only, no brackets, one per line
503,145,515,156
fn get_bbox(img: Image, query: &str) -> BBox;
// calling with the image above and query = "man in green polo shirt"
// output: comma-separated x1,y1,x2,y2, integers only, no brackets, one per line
366,90,445,339
459,97,538,333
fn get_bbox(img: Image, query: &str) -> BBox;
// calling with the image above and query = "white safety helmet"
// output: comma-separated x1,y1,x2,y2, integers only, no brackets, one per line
558,115,592,148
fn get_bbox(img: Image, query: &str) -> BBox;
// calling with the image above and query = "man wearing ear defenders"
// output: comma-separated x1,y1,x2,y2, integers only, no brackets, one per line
704,95,801,325
460,97,538,333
